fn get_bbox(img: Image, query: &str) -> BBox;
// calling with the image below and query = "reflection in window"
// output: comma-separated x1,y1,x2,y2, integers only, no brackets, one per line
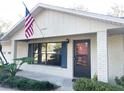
28,43,62,66
33,44,39,64
41,43,46,64
46,43,61,66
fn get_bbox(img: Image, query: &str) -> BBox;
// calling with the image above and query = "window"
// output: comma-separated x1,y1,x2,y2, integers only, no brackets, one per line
46,43,61,66
28,42,62,66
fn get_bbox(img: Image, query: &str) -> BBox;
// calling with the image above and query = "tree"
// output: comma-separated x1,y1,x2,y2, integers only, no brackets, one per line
107,4,124,17
0,19,11,32
0,19,12,38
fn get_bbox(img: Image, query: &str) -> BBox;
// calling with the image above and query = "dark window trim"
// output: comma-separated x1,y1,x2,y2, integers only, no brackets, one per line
45,43,47,64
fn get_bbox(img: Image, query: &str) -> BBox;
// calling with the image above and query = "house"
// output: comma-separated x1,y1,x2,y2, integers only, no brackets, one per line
1,3,124,83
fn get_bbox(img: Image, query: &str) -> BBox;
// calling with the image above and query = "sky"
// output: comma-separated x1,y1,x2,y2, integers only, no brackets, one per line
0,0,124,31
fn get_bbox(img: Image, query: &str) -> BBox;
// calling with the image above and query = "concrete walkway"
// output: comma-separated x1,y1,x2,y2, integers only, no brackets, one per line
0,85,16,91
17,70,74,91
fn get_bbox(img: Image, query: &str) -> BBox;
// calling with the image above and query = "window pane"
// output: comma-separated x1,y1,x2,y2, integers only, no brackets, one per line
41,44,46,64
34,53,38,64
42,43,46,52
41,53,46,64
46,43,61,66
34,44,38,54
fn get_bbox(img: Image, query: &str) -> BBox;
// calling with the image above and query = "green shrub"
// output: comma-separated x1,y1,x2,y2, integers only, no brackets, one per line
92,73,98,81
3,76,55,91
0,66,10,84
0,73,9,84
27,80,54,91
0,57,34,81
14,57,34,64
73,78,124,91
115,75,124,87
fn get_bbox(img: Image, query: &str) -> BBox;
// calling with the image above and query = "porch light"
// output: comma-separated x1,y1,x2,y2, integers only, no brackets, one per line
66,38,69,43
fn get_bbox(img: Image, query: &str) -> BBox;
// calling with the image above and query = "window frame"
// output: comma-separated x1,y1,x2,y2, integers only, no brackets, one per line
28,42,62,67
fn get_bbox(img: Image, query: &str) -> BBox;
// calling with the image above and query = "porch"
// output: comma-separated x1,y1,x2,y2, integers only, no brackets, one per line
10,27,124,83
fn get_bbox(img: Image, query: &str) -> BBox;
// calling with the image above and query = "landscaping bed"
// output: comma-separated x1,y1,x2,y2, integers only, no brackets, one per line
0,75,56,91
73,78,124,91
0,57,59,91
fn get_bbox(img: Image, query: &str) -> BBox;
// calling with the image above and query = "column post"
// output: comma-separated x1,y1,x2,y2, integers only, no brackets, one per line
11,40,17,62
97,30,108,82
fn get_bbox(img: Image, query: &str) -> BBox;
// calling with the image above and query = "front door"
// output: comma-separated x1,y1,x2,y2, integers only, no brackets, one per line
74,40,91,78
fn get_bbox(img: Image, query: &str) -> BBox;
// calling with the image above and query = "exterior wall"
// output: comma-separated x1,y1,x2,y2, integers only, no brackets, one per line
11,10,122,40
108,34,124,83
16,41,28,58
0,41,28,63
20,34,97,79
0,41,12,63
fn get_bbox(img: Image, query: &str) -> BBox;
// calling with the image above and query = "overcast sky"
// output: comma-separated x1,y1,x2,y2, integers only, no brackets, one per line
0,0,124,25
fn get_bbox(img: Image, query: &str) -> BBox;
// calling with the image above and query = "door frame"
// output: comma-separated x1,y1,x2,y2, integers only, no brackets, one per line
73,39,91,78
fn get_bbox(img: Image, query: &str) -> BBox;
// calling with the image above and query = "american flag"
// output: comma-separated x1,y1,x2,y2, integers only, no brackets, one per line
25,6,34,38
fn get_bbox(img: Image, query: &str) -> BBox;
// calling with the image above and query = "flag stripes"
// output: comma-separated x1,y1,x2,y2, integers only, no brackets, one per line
25,7,34,38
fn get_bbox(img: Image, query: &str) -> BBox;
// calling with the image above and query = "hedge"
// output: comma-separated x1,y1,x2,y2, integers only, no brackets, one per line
0,76,56,91
73,78,124,91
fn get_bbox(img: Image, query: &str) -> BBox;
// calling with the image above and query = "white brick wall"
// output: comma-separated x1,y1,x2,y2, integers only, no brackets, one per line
97,31,108,82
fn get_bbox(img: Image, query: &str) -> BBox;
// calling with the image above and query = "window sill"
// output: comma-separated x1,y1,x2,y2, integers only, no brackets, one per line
27,63,62,69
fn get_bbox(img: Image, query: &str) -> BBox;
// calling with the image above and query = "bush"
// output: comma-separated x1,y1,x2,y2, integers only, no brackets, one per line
115,75,124,87
92,73,98,81
0,65,10,84
73,78,124,91
1,76,55,91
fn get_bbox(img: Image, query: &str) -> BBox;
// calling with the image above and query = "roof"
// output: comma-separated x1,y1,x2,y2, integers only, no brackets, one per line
2,3,124,40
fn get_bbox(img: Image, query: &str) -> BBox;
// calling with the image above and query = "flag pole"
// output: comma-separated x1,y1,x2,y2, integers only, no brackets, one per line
34,21,45,38
23,2,45,38
22,1,27,8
